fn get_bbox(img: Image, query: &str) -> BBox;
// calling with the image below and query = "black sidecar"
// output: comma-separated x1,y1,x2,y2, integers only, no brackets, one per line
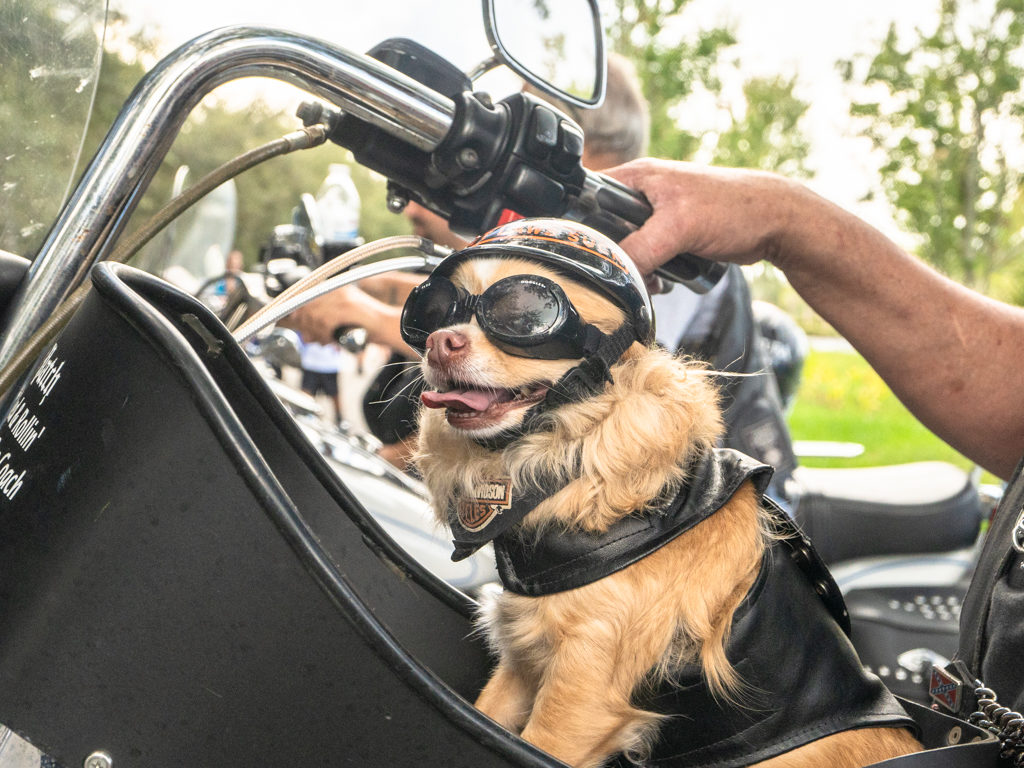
0,265,999,766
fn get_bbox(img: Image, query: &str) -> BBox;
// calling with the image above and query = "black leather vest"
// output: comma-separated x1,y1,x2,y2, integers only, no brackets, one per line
493,449,916,766
494,448,774,596
631,537,916,767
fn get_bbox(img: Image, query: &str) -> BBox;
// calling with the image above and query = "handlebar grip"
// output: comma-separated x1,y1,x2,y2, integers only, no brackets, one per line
653,253,729,294
579,171,727,294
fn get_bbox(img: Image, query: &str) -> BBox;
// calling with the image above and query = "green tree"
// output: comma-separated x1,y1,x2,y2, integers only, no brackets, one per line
152,102,406,264
995,188,1024,304
711,75,812,179
604,0,736,160
841,0,1024,291
604,1,812,181
84,39,406,269
603,3,813,312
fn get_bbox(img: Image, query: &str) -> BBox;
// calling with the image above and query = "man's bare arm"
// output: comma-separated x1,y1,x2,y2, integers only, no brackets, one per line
606,158,1024,478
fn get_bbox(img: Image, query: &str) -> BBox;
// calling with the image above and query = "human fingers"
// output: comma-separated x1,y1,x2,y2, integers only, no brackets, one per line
280,306,333,345
603,159,711,274
606,159,791,269
284,287,367,345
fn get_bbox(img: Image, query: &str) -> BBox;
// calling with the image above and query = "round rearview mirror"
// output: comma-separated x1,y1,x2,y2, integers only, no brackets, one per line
484,0,605,108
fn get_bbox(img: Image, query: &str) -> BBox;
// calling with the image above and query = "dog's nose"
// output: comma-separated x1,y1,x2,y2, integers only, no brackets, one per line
425,329,469,365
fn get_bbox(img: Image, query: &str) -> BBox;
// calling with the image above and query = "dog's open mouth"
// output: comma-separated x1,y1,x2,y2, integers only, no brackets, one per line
420,381,549,430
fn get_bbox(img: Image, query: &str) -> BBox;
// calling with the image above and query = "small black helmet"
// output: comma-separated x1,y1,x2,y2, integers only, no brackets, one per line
433,217,655,345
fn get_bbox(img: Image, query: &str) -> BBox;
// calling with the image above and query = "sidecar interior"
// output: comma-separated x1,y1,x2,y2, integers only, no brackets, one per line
0,264,553,767
0,265,998,767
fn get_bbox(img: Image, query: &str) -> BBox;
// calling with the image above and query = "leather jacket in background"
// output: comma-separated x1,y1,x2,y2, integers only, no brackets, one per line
668,265,799,510
956,453,1024,714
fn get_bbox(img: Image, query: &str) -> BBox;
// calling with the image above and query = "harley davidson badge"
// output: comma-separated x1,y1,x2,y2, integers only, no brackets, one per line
456,479,512,532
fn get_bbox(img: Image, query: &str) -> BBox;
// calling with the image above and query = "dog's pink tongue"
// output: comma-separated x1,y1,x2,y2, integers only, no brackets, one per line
421,388,506,412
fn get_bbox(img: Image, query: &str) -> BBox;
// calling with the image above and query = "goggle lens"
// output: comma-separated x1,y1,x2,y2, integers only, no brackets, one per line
401,277,459,349
480,278,561,338
400,274,586,359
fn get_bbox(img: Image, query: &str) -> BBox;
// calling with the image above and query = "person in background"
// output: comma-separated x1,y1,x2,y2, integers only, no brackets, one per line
222,247,245,294
299,335,345,428
226,248,244,273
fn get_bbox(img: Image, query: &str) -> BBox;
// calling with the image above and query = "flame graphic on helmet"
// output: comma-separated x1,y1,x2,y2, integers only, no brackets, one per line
475,221,629,275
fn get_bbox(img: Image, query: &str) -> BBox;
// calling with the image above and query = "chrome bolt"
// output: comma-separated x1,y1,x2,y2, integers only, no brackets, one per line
386,190,409,213
84,750,113,768
457,147,480,169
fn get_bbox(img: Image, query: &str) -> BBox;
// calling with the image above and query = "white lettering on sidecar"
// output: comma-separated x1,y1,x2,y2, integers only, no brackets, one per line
31,344,64,405
0,451,25,500
0,343,67,503
5,395,45,452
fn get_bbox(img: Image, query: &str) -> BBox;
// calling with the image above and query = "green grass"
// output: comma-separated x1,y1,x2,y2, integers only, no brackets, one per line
787,348,983,475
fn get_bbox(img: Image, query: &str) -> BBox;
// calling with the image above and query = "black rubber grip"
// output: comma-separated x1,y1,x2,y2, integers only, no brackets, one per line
582,171,726,294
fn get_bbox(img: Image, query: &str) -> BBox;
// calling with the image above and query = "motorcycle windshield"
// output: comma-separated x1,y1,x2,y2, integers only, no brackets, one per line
0,0,107,260
133,169,239,294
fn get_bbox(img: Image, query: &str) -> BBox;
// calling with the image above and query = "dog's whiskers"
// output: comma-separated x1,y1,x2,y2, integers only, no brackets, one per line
368,369,427,411
377,359,421,372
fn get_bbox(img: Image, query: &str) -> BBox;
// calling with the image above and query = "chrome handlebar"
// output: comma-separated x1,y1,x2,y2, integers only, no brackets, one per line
0,26,456,369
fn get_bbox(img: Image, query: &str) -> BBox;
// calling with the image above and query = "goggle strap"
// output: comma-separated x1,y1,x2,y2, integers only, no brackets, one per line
453,288,479,324
581,324,607,356
542,322,636,409
598,322,637,362
472,322,638,452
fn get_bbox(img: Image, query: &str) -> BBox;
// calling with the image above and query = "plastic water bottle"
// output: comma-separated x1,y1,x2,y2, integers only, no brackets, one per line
316,164,361,250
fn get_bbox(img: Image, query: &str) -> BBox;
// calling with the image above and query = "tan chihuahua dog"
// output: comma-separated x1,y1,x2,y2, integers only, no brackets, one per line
403,220,922,768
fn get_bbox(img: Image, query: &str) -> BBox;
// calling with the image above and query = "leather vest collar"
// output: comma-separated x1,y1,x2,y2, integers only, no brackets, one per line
493,448,774,596
446,475,559,563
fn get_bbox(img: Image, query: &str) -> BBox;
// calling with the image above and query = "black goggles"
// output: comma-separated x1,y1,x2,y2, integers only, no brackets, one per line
400,273,597,359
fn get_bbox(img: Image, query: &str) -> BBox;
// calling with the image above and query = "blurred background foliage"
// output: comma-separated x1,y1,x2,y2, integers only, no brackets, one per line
0,0,106,257
6,0,1023,473
74,11,409,265
10,0,1024,306
840,0,1024,295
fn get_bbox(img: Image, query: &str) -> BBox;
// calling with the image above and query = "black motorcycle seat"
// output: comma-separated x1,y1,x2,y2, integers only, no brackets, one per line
792,462,981,563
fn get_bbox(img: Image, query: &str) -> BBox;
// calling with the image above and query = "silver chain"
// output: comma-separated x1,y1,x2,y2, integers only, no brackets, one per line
969,680,1024,765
